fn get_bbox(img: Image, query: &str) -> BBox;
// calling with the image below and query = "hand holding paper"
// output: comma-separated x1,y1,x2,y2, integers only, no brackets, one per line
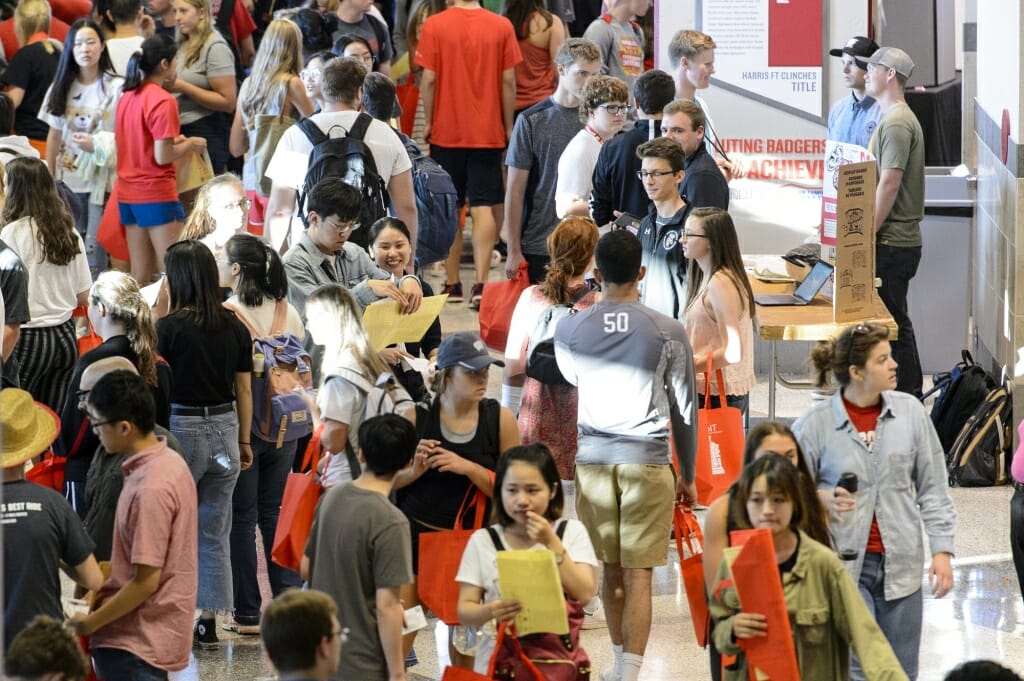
496,550,569,636
363,294,447,351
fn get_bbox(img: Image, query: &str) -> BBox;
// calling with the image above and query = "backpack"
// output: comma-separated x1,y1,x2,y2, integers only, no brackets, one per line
226,300,314,447
524,288,590,386
396,130,459,267
925,350,996,454
296,113,388,250
947,382,1013,487
486,520,590,681
325,367,414,477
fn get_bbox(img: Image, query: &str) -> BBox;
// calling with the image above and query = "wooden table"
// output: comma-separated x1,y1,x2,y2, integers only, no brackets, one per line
751,274,897,419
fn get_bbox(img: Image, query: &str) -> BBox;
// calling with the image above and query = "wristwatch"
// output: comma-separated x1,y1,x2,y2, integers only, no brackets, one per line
554,549,567,565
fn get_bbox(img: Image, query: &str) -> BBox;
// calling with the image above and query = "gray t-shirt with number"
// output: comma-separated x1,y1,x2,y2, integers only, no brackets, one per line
506,97,582,256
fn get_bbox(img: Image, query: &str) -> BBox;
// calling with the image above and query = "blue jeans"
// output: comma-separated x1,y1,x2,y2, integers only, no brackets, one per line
876,243,923,396
229,436,302,623
93,647,167,681
75,191,109,278
850,552,922,681
170,407,240,612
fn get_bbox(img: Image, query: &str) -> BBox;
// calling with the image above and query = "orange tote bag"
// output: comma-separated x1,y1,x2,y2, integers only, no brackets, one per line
694,356,744,506
271,425,324,572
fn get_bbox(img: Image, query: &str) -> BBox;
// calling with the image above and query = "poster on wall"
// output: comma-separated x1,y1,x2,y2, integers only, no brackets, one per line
700,0,824,118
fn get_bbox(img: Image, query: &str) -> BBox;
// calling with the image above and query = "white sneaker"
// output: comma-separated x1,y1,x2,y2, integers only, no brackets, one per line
581,597,606,630
599,669,620,681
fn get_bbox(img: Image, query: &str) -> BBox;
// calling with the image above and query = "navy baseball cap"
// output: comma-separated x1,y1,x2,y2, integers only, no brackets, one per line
436,332,505,371
829,36,880,70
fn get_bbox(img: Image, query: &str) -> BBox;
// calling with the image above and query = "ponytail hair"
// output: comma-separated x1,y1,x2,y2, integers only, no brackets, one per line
124,33,177,91
225,233,288,307
810,322,890,388
539,216,599,305
89,271,159,385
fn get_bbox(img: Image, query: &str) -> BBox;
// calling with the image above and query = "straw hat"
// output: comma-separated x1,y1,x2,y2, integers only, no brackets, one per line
1,389,59,469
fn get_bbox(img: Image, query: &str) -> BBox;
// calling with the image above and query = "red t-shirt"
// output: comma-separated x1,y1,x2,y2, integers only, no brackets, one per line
229,5,256,46
0,21,69,62
842,395,886,554
115,82,181,203
415,7,522,148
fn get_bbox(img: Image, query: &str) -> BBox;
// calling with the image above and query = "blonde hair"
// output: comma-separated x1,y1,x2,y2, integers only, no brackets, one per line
89,272,159,386
306,284,389,381
241,20,303,125
14,0,53,49
177,0,213,68
668,29,715,64
180,173,243,241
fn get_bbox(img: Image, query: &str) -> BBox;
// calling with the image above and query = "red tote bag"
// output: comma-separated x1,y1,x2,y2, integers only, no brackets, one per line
694,356,744,506
271,425,324,572
417,486,488,625
25,448,65,492
673,503,710,647
440,619,547,681
478,263,529,350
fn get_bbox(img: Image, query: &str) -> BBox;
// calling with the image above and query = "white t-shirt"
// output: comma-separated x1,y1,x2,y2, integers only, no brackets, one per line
106,36,145,76
0,217,91,328
39,75,124,194
554,129,601,219
318,352,368,488
265,110,413,192
455,519,598,674
225,294,305,339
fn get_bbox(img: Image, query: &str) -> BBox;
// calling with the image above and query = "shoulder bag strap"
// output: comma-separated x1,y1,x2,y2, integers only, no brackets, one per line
270,298,289,336
486,525,504,551
223,301,260,340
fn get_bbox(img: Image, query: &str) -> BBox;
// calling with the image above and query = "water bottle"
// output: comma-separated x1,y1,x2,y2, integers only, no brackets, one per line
836,472,859,561
451,625,480,656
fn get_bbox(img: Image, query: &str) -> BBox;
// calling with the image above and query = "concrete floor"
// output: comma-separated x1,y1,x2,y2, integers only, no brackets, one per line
170,258,1024,681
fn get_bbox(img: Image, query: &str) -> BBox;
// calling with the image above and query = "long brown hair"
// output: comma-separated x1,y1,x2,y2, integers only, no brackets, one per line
684,207,755,318
2,157,79,266
176,0,214,68
539,216,599,305
180,173,243,241
89,272,159,385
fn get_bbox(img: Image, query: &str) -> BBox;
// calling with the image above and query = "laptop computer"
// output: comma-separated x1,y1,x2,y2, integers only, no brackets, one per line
754,259,834,306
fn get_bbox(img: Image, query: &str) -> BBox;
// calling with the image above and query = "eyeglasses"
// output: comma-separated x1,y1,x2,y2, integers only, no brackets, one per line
683,231,708,239
599,104,632,115
221,198,251,211
636,169,677,180
845,323,872,368
300,69,322,82
328,626,350,642
76,388,91,404
324,218,359,235
89,418,117,433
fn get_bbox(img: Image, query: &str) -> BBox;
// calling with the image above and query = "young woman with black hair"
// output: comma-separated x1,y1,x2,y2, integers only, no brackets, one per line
156,239,253,650
116,33,206,285
42,18,123,278
0,156,91,411
220,232,306,635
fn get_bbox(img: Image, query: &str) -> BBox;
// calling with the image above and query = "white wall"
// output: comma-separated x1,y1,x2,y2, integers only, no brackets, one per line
975,0,1022,132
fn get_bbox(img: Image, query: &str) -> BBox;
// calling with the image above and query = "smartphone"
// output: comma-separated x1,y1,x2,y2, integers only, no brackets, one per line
613,212,643,234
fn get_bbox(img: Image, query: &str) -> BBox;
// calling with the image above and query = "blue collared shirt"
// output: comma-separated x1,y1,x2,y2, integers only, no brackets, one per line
793,390,957,601
827,92,882,148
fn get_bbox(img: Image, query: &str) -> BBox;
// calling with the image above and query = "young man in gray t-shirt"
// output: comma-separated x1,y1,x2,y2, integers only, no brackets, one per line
302,415,418,681
503,38,601,284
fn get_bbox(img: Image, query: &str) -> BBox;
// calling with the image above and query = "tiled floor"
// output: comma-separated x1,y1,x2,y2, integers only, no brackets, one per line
172,259,1024,681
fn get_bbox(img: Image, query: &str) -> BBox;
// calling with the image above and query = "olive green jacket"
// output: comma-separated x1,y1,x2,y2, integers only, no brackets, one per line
709,531,908,681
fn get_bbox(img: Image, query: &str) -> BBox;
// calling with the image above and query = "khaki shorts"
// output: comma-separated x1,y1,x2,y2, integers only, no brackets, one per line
575,463,675,569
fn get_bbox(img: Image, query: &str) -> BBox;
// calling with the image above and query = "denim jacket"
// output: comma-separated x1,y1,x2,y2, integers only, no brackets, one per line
793,390,956,600
711,531,908,681
283,234,419,316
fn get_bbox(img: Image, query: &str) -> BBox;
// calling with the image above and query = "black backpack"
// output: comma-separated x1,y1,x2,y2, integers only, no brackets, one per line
924,350,996,454
296,114,388,250
947,382,1013,487
524,288,590,386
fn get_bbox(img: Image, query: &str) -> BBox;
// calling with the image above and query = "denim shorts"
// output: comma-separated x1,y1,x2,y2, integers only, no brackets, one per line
119,201,186,228
93,647,168,681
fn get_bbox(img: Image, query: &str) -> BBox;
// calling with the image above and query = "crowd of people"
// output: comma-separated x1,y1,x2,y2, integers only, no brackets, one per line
0,0,1003,679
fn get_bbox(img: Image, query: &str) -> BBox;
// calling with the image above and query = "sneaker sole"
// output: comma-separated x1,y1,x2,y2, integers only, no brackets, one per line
222,622,261,636
468,298,482,310
193,638,220,650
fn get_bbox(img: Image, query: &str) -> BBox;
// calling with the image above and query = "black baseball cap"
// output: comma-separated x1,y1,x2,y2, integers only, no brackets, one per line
828,36,880,70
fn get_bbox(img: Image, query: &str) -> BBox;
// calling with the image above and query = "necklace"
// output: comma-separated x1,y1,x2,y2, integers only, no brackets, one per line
585,124,604,144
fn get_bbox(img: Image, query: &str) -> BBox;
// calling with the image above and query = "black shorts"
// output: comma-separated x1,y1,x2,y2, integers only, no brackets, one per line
429,145,505,207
